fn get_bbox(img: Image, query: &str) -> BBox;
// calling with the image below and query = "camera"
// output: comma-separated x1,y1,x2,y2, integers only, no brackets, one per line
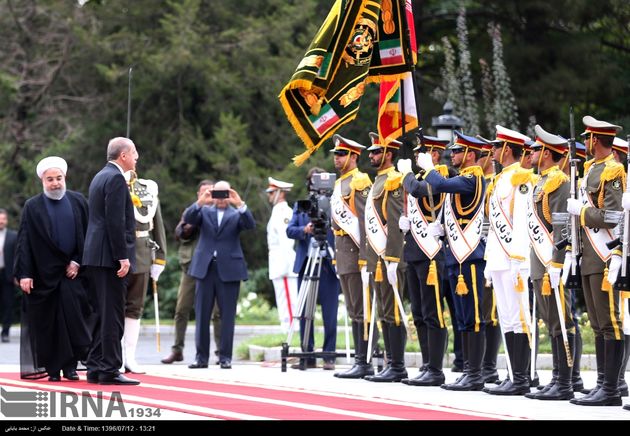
211,190,229,199
297,172,336,245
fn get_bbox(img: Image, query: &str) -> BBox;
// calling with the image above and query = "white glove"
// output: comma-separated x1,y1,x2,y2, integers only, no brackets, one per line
548,266,561,289
386,261,398,286
416,152,435,172
623,193,630,211
561,255,572,287
608,254,622,286
360,265,369,286
398,215,411,233
566,198,583,216
427,222,444,238
150,263,165,282
397,158,413,175
484,267,492,286
509,258,522,287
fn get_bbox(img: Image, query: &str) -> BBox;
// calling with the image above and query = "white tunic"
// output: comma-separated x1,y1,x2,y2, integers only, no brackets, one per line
266,201,298,280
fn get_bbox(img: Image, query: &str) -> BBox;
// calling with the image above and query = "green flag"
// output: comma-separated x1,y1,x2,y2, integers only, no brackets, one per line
279,0,382,166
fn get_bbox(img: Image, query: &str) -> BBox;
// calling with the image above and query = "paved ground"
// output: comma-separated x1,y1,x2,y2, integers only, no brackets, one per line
1,325,629,422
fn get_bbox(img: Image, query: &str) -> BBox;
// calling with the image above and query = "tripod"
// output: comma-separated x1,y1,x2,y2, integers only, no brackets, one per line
280,238,384,372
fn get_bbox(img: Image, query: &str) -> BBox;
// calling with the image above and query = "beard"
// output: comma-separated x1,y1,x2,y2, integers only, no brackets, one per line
44,186,66,200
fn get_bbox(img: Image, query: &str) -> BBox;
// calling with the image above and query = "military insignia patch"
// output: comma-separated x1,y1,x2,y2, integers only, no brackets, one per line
612,179,622,190
519,184,529,194
361,188,370,198
392,188,401,198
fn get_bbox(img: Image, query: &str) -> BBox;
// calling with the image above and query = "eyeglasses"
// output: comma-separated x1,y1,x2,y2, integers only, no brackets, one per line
334,151,349,156
450,149,465,155
369,149,383,155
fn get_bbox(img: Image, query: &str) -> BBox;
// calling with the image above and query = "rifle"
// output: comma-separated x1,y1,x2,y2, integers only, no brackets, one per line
553,107,582,292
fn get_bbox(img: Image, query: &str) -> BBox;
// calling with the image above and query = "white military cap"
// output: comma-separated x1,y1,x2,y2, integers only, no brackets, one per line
366,132,402,151
36,156,68,178
495,125,531,146
613,137,629,153
533,124,568,153
266,177,293,193
330,134,366,154
581,115,622,136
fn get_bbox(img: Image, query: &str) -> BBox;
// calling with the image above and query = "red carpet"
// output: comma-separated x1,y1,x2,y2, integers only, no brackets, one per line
0,372,496,420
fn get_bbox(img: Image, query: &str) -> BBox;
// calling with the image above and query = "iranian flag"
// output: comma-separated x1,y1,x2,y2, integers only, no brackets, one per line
377,72,418,144
309,103,340,135
379,39,404,66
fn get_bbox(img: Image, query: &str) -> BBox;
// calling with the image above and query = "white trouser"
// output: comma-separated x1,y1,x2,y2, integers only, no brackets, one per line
622,296,630,335
491,270,531,334
272,276,298,333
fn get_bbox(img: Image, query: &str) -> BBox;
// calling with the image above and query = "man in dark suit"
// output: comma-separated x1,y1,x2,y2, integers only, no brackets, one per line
83,137,138,385
0,208,17,343
15,157,93,381
184,180,255,369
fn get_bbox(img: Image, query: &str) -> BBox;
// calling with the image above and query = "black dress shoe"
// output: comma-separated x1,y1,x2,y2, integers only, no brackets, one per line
48,373,61,382
1,333,9,343
188,362,208,369
220,361,232,369
86,371,100,384
161,351,184,364
98,374,140,385
63,370,80,381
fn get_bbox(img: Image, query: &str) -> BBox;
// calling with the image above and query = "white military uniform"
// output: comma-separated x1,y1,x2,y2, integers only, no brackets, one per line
266,177,298,332
485,126,533,334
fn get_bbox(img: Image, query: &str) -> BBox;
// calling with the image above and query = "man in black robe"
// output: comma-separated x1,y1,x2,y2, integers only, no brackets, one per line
15,156,93,381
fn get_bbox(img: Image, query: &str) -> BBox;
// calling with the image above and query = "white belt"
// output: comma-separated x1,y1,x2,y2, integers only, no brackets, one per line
136,230,150,238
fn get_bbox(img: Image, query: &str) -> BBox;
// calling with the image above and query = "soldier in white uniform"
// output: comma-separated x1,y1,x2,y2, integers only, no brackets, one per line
266,177,298,333
122,170,167,374
484,125,535,396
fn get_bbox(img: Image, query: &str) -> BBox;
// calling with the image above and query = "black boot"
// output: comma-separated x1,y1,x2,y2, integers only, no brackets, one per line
572,329,585,392
365,322,390,381
574,338,623,406
418,323,429,374
527,332,558,398
486,333,531,395
367,322,407,382
335,322,374,379
452,330,470,384
444,330,486,391
616,335,630,397
482,323,501,383
535,334,575,400
484,331,514,393
573,335,605,402
405,328,447,386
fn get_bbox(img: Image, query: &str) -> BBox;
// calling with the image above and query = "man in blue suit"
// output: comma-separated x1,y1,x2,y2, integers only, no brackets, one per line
287,168,340,370
184,180,255,369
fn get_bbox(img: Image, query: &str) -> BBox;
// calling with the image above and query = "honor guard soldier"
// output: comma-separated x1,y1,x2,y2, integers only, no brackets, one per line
479,138,502,383
414,131,487,391
266,177,299,333
396,134,456,386
123,170,167,374
362,132,407,382
328,134,375,379
484,125,535,396
524,125,575,401
567,115,625,406
613,137,629,169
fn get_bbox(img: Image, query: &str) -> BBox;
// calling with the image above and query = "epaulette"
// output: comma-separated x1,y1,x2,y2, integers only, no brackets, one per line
459,165,484,178
541,170,569,195
349,171,372,191
511,168,535,187
434,164,449,178
583,158,595,175
384,170,403,191
138,178,159,196
601,159,625,184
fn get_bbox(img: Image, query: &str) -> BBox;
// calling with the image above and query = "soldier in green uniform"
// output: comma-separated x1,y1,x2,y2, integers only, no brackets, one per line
567,115,624,406
362,132,407,383
329,134,374,379
523,125,575,401
122,170,167,373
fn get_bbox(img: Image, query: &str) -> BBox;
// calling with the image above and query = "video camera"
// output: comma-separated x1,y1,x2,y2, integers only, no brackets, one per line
296,172,336,245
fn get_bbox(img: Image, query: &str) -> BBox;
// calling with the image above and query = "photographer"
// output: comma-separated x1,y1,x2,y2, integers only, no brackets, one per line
183,180,255,369
287,167,340,370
